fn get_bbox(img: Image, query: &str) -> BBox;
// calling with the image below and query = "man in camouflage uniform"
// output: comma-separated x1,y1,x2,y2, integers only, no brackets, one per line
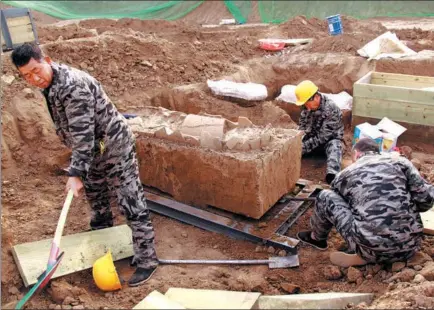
297,138,434,267
294,80,344,184
12,43,158,286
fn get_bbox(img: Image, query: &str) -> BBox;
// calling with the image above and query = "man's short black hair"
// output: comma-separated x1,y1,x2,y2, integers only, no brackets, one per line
11,42,43,68
353,137,380,153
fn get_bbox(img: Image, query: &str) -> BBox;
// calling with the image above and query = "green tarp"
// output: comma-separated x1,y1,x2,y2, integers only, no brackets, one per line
3,0,434,23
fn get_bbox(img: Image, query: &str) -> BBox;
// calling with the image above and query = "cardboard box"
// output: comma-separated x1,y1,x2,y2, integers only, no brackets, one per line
353,122,383,150
376,117,407,152
352,117,407,153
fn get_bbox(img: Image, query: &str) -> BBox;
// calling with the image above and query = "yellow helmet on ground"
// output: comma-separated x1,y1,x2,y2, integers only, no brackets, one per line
295,80,319,106
92,250,122,291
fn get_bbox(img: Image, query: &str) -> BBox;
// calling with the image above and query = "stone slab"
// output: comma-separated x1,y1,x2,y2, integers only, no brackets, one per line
165,288,261,309
255,293,374,309
133,290,185,309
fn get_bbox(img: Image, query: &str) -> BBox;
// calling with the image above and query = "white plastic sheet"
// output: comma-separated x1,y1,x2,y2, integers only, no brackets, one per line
207,79,268,101
276,85,353,110
357,31,417,60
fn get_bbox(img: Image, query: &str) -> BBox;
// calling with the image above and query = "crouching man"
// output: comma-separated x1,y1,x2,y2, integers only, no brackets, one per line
297,138,434,267
294,80,344,184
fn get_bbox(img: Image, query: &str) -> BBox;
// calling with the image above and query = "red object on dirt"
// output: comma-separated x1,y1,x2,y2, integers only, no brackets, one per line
259,40,285,51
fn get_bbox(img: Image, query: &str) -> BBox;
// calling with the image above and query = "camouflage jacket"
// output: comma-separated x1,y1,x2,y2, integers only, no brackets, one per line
331,152,434,254
42,62,131,179
298,94,344,154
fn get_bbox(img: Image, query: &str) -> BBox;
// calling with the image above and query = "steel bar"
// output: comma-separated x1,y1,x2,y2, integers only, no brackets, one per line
275,187,322,235
144,191,298,254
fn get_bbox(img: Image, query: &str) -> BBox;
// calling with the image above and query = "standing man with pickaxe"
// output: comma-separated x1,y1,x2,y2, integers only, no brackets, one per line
11,42,158,286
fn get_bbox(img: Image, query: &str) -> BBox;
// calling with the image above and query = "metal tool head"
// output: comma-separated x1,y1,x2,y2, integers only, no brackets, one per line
15,252,64,309
268,255,299,269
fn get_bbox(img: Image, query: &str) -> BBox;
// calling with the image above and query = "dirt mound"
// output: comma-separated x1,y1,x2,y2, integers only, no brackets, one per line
150,84,297,129
38,23,97,44
307,33,378,53
41,32,250,104
271,53,373,95
79,18,196,35
375,58,434,77
341,15,387,35
277,16,328,39
364,281,434,309
395,28,434,41
274,15,387,40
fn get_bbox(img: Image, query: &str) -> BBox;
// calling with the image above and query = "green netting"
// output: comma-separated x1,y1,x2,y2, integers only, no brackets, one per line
223,0,251,24
2,0,434,23
258,0,434,24
1,1,204,20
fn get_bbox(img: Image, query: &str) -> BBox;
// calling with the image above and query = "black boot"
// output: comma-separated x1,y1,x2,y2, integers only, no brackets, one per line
128,266,158,287
325,173,336,185
297,231,328,251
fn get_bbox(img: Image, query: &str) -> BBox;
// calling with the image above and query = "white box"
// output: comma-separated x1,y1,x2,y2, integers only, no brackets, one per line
375,117,407,152
352,118,407,153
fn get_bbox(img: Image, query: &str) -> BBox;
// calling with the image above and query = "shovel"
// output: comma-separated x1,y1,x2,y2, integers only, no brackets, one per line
159,255,299,269
15,190,74,309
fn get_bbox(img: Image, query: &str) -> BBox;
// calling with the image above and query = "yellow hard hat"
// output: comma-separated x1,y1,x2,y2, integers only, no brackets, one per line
295,80,319,106
92,250,122,291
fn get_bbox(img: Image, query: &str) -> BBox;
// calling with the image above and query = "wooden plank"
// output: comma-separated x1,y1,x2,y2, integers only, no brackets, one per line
372,72,434,84
256,293,374,310
9,24,35,45
370,77,434,89
5,16,31,28
354,71,372,85
353,97,434,126
165,288,261,309
422,207,434,235
12,225,133,287
354,83,434,105
133,291,185,309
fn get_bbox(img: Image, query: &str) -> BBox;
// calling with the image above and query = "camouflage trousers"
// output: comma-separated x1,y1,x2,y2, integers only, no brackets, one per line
303,138,342,176
83,134,159,269
310,190,418,264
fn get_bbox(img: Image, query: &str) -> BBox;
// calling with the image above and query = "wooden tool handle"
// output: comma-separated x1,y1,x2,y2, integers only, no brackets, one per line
52,190,74,249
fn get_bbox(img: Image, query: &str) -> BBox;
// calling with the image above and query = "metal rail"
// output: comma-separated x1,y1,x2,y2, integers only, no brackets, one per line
144,180,319,254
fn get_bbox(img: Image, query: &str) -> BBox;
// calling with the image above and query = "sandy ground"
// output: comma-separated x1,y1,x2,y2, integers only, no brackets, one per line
1,7,434,310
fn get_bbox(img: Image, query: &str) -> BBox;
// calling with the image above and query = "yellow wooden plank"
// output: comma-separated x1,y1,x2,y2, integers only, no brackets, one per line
133,291,185,309
372,72,434,84
354,71,372,85
5,16,31,28
422,207,434,235
12,225,133,287
371,77,434,89
9,24,35,45
354,83,434,105
165,288,261,309
353,97,434,126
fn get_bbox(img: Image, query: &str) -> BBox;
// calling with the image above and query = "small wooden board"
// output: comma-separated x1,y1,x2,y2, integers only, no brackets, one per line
12,225,133,287
165,288,261,309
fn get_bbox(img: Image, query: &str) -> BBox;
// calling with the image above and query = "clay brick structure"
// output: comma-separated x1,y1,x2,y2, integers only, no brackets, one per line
129,107,302,219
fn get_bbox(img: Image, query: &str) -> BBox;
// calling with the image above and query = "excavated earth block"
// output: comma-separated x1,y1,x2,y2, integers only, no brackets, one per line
131,107,302,219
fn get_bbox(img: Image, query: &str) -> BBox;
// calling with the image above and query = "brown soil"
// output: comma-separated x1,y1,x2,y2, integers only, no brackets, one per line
2,10,434,310
306,33,380,54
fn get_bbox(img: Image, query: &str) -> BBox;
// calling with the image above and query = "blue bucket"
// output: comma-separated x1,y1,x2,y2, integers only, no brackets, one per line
326,14,343,36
